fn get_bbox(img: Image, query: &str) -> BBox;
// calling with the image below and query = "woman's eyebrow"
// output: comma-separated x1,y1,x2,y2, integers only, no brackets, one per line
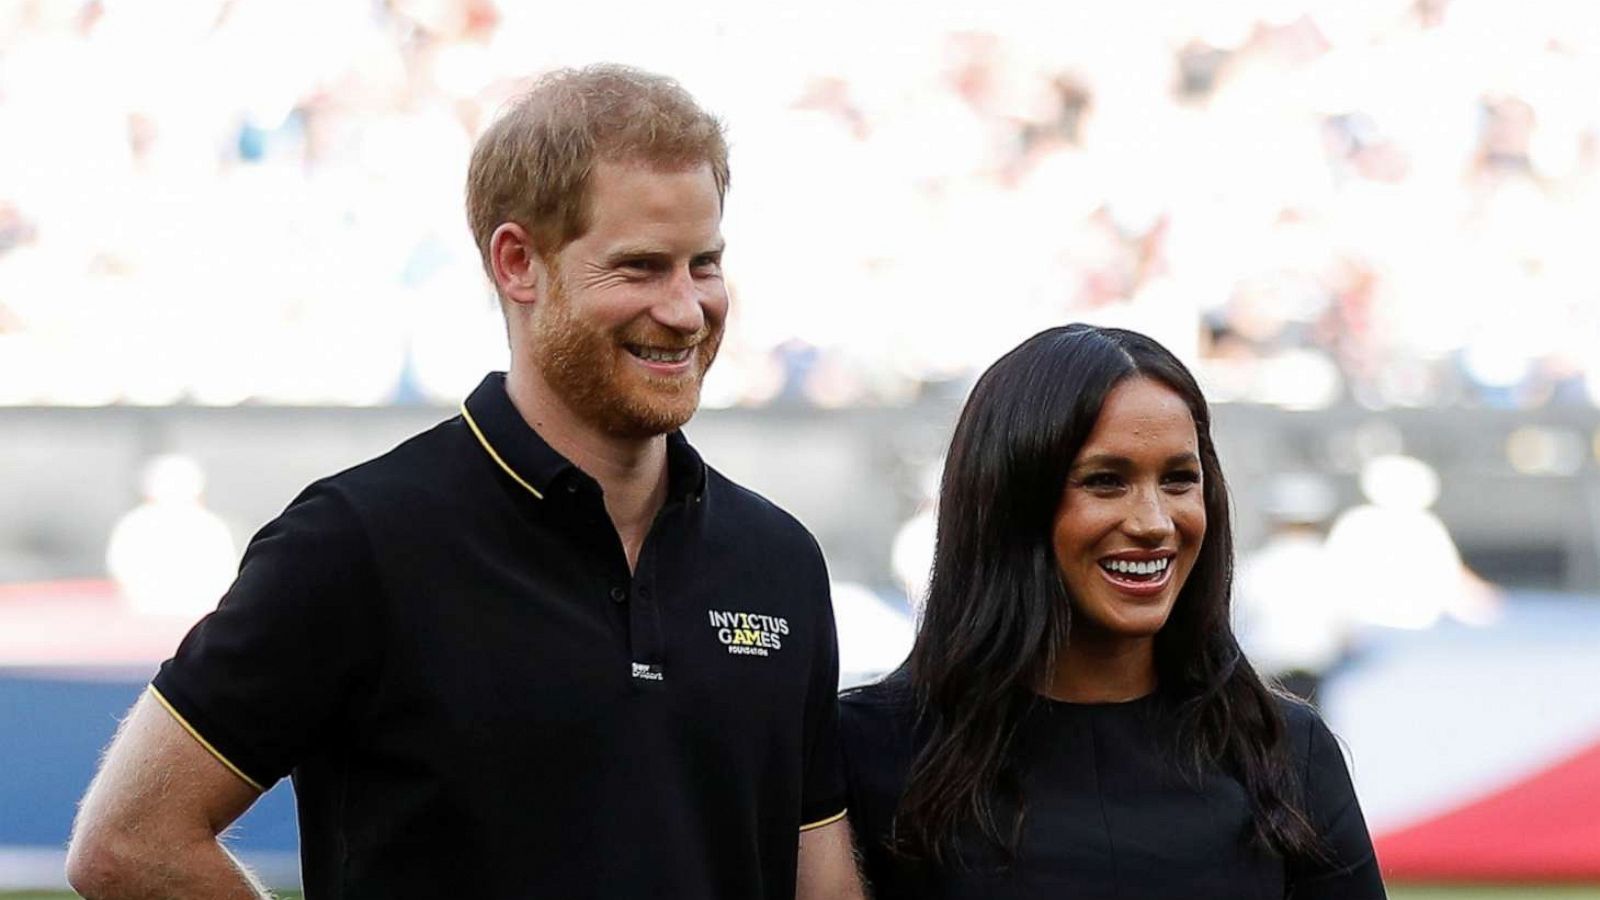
1073,453,1128,471
1072,452,1200,471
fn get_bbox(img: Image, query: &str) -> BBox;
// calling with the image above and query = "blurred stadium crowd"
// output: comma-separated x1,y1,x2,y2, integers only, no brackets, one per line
3,0,1599,409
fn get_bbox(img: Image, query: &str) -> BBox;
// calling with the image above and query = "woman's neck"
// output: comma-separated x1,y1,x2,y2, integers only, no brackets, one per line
1042,633,1157,703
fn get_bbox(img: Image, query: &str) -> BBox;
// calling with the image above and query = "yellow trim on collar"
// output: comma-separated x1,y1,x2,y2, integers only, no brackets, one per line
799,808,848,832
461,401,545,500
147,685,266,793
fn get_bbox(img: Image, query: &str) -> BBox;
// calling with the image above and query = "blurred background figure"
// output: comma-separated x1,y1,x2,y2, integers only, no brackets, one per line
1325,453,1501,630
888,458,941,614
889,508,935,613
831,580,915,688
105,454,237,618
1234,472,1351,704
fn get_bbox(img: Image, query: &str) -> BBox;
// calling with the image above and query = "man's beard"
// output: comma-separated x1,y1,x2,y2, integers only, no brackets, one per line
531,278,722,439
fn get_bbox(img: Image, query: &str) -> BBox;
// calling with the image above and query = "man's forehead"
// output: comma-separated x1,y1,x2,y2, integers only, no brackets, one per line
581,162,724,246
589,157,719,191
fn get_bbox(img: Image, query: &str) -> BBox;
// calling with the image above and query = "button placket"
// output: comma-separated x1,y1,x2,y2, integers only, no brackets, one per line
626,530,667,689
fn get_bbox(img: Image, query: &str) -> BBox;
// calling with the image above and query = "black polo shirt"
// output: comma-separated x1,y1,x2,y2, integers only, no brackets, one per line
151,372,847,899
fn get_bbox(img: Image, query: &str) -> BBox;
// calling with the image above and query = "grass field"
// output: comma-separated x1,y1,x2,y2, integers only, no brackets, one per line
9,883,1600,890
8,888,1597,899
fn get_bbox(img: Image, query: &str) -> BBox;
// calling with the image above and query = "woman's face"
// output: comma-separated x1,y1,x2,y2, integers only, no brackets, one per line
1052,376,1207,648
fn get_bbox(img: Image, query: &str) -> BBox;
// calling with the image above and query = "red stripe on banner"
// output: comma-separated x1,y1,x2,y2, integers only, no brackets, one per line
0,578,116,602
1376,735,1600,880
0,579,200,668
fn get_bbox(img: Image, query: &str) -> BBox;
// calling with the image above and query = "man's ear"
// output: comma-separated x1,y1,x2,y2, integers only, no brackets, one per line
489,223,548,307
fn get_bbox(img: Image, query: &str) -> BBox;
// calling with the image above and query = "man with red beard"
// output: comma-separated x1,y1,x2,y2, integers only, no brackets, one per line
68,66,866,900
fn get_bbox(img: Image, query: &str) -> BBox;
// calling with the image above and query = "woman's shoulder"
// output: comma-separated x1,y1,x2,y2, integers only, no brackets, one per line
1271,693,1341,770
1273,693,1318,726
841,672,915,721
840,673,919,754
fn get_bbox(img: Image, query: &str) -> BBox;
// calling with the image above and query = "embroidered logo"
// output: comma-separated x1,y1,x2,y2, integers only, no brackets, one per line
708,610,789,657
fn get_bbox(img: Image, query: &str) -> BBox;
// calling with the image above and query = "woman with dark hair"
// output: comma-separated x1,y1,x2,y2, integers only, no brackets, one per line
840,325,1385,898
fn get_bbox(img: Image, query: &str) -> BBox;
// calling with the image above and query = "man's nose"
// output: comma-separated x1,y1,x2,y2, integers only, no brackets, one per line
651,265,710,334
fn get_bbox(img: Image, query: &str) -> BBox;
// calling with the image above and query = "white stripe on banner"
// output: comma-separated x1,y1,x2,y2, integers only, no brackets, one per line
0,847,302,891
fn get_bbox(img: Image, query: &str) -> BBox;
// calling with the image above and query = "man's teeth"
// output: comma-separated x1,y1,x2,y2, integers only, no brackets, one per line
630,345,691,363
1101,558,1170,576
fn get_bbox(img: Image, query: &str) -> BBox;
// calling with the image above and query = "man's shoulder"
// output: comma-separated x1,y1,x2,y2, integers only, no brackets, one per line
703,465,820,553
302,413,478,514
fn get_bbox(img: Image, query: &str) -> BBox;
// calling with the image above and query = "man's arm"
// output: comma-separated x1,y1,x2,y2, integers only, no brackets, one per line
66,689,271,899
796,817,867,900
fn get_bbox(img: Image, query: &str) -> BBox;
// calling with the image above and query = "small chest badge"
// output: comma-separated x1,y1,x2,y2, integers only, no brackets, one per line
708,610,789,657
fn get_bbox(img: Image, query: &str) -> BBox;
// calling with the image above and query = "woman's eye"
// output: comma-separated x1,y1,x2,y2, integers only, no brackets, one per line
1163,470,1202,489
1081,473,1122,490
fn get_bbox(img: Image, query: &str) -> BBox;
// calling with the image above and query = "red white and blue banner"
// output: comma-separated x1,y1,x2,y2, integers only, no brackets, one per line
1324,594,1600,881
3,583,1599,885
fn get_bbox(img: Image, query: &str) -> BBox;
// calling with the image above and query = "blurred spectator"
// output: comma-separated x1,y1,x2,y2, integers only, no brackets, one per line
105,454,238,618
1324,454,1501,630
1234,473,1352,704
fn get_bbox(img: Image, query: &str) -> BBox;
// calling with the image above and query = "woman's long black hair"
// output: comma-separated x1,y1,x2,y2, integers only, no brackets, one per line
892,324,1325,866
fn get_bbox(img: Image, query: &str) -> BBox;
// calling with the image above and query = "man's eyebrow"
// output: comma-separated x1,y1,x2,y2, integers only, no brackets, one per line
602,240,725,263
1072,452,1200,471
603,245,669,263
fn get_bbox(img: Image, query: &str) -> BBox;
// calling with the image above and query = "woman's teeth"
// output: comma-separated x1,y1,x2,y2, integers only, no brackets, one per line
1100,558,1169,578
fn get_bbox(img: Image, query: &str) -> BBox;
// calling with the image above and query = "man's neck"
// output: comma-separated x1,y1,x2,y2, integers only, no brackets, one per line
505,367,668,571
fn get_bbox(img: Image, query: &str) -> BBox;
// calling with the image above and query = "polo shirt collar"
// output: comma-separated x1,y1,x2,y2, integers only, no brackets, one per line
461,372,707,502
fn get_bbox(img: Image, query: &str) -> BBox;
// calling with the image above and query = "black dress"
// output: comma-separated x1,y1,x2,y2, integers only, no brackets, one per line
840,677,1386,900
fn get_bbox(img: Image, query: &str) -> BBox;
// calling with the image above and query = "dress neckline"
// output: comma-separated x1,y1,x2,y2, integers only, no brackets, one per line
1034,689,1160,710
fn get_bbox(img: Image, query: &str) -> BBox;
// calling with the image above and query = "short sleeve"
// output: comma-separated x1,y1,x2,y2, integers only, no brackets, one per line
150,482,380,791
837,679,920,896
798,537,847,831
1287,709,1388,899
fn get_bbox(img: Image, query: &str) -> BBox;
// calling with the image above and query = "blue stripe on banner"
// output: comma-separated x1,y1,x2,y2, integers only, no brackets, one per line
0,670,300,853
